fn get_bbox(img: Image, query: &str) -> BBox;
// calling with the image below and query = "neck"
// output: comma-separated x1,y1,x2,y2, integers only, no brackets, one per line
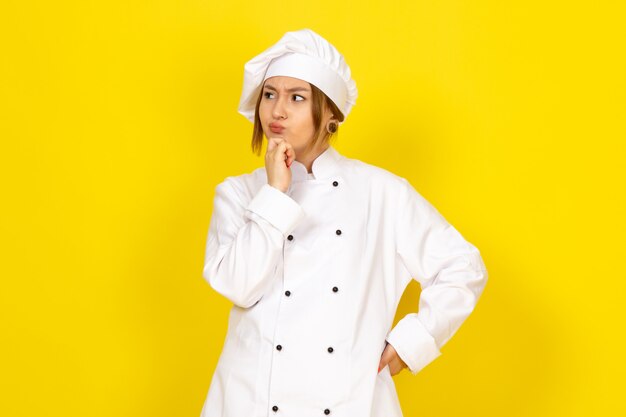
296,143,329,174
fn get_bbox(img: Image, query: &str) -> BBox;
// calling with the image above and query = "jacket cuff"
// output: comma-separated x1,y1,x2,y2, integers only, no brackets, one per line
245,184,306,237
385,313,442,375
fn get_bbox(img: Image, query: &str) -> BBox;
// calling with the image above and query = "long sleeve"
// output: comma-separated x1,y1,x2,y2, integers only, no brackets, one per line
385,178,488,375
203,180,306,308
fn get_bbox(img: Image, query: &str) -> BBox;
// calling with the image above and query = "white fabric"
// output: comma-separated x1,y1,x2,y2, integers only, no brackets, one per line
200,145,488,416
237,28,358,124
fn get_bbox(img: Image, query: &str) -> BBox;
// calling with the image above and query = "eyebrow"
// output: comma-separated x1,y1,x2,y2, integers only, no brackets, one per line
263,84,311,93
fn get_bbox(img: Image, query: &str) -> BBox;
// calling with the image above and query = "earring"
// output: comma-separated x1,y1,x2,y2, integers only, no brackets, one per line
326,120,338,134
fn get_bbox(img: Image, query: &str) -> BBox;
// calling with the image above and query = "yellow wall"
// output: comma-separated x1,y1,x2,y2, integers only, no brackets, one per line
1,1,624,416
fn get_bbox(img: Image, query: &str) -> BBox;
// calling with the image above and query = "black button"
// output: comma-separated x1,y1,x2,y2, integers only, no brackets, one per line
336,229,342,235
272,405,279,412
324,409,331,415
276,344,282,351
332,286,338,292
332,181,338,187
285,290,291,297
287,234,293,241
327,347,334,353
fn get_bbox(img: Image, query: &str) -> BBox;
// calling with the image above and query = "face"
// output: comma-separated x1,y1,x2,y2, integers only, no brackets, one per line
258,76,329,154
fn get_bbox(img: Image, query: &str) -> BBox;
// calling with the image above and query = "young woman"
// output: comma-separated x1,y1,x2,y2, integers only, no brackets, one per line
200,28,487,417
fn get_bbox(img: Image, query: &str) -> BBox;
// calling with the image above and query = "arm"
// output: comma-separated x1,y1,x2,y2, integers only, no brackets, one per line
385,178,488,375
203,180,306,308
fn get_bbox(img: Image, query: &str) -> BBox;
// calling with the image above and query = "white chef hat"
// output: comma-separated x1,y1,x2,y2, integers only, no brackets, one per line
237,28,358,125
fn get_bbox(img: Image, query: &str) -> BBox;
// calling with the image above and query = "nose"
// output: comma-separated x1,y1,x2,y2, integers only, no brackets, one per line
272,96,287,119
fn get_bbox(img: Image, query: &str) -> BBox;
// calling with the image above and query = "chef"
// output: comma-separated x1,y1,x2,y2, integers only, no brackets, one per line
200,28,488,417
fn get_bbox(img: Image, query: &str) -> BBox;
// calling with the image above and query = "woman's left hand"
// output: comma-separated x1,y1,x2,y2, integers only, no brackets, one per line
378,341,408,376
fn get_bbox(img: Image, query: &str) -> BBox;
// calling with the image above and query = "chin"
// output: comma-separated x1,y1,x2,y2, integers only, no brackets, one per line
265,132,286,140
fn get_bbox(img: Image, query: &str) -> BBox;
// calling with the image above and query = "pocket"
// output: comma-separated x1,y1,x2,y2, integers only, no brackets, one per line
372,365,403,416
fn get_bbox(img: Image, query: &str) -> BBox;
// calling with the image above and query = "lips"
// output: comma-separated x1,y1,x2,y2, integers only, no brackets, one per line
269,123,285,133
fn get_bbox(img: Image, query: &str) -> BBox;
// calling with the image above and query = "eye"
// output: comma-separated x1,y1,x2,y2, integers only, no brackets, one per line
263,91,274,99
293,94,305,102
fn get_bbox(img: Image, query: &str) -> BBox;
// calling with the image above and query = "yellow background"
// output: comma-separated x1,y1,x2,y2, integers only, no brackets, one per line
1,1,624,416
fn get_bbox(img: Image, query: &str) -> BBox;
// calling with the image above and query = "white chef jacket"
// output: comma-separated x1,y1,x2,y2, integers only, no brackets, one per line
200,145,487,417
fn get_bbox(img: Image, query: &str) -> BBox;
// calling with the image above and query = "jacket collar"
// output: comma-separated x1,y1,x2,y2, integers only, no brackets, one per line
289,144,343,182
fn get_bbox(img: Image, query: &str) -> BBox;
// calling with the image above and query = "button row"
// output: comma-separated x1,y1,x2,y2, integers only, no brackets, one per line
287,229,342,241
284,287,338,297
275,344,335,353
286,179,339,242
271,405,332,414
273,179,338,416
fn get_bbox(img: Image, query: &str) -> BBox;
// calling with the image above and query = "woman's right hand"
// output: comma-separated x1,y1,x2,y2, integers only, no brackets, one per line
265,137,295,193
